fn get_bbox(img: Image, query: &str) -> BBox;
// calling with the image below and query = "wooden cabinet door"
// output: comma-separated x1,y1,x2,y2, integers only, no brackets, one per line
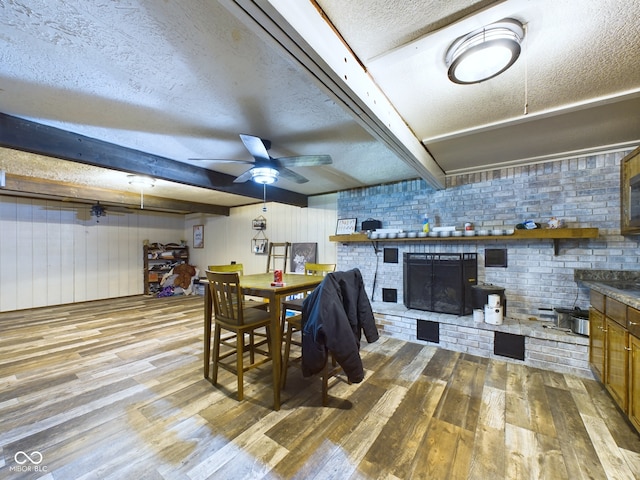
589,308,605,381
629,335,640,432
605,318,629,412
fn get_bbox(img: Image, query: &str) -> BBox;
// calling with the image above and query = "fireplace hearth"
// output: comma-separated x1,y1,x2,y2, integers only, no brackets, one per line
403,253,477,315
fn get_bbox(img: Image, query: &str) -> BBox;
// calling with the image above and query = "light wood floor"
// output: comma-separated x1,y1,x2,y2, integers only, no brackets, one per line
1,295,640,479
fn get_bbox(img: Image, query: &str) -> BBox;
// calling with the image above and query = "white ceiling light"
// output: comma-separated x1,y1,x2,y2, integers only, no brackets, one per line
445,18,524,84
250,167,279,184
127,175,155,208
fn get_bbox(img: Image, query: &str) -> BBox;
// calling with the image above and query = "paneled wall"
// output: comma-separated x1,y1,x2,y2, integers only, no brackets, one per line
336,149,640,321
186,194,338,275
0,197,185,312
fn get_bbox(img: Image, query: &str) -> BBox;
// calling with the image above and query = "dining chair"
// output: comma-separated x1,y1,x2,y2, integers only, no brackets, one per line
205,270,274,401
281,263,336,389
208,263,268,311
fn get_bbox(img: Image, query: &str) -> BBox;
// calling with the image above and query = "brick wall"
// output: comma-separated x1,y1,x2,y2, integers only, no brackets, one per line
337,149,640,321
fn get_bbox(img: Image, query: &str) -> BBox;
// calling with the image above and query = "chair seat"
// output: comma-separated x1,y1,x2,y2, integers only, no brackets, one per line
282,297,304,311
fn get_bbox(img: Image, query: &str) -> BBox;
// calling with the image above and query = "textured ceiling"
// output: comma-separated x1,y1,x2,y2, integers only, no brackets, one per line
0,0,638,212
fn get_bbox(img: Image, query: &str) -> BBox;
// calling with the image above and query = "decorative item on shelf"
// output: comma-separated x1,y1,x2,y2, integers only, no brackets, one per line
252,215,267,230
547,217,564,229
516,220,541,229
336,218,357,235
362,218,382,232
252,229,268,254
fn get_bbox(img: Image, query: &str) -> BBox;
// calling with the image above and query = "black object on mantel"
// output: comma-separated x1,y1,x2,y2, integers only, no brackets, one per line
362,219,382,231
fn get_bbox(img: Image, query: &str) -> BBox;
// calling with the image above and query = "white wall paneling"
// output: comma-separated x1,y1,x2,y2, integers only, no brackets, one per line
186,194,338,275
0,196,185,312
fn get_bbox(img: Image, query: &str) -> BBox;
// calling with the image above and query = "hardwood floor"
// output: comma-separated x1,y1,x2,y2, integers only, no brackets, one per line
1,295,640,479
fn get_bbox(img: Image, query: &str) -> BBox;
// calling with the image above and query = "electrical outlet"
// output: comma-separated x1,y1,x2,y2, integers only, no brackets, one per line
0,170,5,188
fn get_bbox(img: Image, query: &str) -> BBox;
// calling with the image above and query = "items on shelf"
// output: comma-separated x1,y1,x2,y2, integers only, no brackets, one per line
144,242,198,296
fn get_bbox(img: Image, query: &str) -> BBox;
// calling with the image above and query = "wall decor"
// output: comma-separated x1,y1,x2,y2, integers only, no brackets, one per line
336,218,357,235
193,225,204,248
290,243,317,273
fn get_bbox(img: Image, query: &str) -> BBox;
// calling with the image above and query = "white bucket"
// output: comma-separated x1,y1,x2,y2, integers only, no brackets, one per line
473,309,484,323
487,294,501,308
484,305,504,325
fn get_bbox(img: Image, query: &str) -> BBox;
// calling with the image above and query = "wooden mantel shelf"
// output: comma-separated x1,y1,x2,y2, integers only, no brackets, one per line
330,227,599,255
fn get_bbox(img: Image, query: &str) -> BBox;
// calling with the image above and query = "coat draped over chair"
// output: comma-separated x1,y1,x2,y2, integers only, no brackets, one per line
301,268,379,383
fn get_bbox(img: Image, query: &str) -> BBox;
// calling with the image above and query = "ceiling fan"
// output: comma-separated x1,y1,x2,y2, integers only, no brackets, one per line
190,134,332,184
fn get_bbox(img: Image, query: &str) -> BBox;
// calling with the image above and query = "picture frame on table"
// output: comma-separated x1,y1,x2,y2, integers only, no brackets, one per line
193,225,204,248
335,218,357,235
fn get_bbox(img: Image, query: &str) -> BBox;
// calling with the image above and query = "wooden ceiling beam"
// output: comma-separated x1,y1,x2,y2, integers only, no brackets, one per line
0,112,308,207
0,173,230,215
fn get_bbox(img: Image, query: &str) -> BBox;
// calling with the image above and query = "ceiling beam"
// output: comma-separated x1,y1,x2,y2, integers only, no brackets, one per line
221,0,446,189
0,112,309,207
0,173,231,215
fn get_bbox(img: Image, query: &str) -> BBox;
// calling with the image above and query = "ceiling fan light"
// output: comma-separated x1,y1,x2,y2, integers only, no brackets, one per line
446,19,524,84
127,174,155,188
251,167,279,184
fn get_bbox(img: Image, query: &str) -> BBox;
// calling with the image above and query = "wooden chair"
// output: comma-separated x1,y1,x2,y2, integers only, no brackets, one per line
266,242,291,273
206,270,274,401
208,263,267,311
281,263,336,390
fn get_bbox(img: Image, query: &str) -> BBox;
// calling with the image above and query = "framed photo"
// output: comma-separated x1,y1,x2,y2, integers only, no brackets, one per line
193,225,204,248
291,243,317,273
336,218,357,235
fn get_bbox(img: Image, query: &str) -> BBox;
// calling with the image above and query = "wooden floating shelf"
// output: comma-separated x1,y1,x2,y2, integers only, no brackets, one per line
329,228,599,255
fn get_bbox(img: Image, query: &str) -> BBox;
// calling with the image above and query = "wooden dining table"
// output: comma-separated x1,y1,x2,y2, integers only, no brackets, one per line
203,272,325,410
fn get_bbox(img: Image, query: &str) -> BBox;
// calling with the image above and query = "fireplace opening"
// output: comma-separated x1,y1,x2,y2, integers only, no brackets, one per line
403,253,477,315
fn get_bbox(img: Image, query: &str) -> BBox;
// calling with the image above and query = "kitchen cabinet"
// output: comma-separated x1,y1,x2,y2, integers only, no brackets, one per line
604,296,629,412
589,305,605,381
588,289,640,431
143,243,189,295
629,333,640,432
605,317,629,411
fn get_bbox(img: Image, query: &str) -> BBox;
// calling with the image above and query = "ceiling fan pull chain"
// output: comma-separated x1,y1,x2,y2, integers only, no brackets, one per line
523,22,529,115
262,184,267,212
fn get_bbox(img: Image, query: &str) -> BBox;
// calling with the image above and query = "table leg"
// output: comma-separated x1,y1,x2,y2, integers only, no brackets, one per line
270,292,281,410
204,284,212,379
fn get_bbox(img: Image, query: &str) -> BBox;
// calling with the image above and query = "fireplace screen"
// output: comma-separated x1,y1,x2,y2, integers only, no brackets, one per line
403,253,477,315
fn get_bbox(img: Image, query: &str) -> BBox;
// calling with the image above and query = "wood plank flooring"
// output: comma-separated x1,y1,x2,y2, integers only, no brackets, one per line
1,295,640,479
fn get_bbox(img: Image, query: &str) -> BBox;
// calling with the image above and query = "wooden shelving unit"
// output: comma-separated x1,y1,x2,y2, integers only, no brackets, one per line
144,243,189,294
330,228,599,255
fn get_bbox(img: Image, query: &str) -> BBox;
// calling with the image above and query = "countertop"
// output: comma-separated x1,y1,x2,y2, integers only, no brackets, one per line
575,268,640,310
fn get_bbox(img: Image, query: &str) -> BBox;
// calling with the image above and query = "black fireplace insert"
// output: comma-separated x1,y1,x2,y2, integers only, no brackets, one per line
403,253,477,315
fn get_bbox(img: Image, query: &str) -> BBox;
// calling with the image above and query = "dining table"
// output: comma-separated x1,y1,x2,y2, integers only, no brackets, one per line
203,272,325,410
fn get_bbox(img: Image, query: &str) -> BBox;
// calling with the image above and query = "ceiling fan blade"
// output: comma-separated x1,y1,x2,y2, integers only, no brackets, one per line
188,158,254,164
233,169,255,183
240,134,270,162
277,154,332,168
278,167,309,184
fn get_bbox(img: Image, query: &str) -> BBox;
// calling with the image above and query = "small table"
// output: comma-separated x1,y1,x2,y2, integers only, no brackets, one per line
203,272,324,410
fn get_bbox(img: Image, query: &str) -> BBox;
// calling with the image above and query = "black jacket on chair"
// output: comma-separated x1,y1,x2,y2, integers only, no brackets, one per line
301,268,379,382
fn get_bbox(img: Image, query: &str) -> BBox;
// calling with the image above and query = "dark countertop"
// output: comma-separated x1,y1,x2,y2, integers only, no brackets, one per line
575,268,640,309
580,281,640,310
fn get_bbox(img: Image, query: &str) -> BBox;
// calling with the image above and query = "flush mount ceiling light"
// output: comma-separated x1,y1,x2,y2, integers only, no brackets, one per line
445,18,524,84
127,175,155,188
250,167,279,185
127,175,155,209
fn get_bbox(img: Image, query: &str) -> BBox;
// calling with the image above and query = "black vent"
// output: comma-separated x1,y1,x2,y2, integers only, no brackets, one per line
417,320,439,343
